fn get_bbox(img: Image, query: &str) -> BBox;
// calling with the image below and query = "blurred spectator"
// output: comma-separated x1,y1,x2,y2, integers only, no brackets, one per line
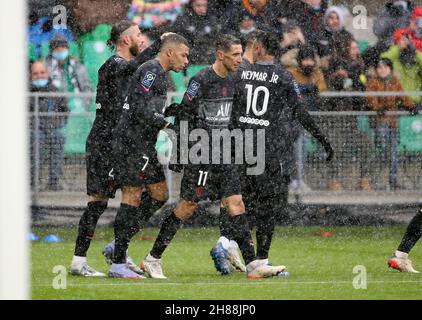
127,0,183,36
363,1,413,70
366,58,413,190
373,1,412,48
28,15,74,61
318,6,352,62
393,6,422,52
324,35,374,191
288,45,326,111
381,29,422,105
45,34,93,110
29,60,69,191
279,20,306,68
221,0,270,39
287,45,326,193
274,0,329,52
172,0,220,64
325,35,367,103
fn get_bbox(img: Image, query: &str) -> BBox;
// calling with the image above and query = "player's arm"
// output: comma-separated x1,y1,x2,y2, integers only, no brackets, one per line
131,67,174,130
286,75,334,161
115,38,162,76
165,76,202,125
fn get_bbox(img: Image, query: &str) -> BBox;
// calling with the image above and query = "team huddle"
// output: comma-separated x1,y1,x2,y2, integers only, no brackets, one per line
69,20,422,279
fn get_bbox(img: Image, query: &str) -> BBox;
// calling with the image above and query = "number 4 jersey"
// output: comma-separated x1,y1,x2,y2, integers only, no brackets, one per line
232,61,301,163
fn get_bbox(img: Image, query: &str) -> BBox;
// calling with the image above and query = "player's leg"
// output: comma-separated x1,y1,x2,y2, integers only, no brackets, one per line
220,194,287,278
141,198,197,279
109,185,146,278
109,152,154,278
70,145,114,277
388,208,422,273
70,194,108,277
141,165,207,278
255,174,289,261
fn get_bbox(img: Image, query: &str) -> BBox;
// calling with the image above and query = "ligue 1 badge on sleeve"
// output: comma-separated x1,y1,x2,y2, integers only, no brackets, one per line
187,80,200,101
141,71,157,92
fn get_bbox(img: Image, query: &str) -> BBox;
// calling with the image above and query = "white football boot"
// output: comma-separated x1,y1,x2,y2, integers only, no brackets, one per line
246,259,286,278
141,253,167,279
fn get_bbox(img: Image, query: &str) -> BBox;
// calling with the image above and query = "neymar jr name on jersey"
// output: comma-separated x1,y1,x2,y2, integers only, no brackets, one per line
241,70,279,84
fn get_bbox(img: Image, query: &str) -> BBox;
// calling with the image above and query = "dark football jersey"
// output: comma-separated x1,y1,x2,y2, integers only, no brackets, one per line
112,58,170,156
232,61,302,162
87,40,160,146
181,66,237,133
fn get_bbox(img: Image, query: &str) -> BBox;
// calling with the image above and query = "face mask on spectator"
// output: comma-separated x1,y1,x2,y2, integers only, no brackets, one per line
301,65,315,76
32,79,49,88
52,49,69,61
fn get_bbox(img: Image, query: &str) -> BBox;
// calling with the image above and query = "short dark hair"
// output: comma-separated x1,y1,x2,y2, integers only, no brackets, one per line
160,33,189,49
107,20,137,48
215,34,242,52
257,31,280,57
378,57,393,71
244,30,265,49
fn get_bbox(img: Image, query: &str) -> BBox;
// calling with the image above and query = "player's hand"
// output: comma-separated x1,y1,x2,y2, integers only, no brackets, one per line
322,139,334,162
164,103,180,117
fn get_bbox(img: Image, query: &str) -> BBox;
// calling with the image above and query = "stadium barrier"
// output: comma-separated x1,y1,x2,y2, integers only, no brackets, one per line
28,91,422,209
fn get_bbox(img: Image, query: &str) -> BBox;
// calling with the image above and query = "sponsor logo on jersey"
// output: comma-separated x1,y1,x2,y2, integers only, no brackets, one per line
239,116,270,127
96,103,101,110
186,80,200,101
216,103,231,117
141,71,157,92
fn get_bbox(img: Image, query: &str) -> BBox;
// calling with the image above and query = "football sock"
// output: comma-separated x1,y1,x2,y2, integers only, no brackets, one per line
397,208,422,254
226,214,255,265
74,201,108,257
113,203,139,264
255,209,276,260
150,211,182,259
219,207,233,239
133,193,164,238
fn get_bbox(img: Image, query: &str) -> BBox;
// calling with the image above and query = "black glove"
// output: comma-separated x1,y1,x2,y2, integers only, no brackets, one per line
322,138,334,162
164,103,181,118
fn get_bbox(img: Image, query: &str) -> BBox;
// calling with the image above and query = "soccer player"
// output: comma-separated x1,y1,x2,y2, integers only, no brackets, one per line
213,31,334,274
388,208,421,273
109,34,189,278
70,20,166,277
140,34,287,279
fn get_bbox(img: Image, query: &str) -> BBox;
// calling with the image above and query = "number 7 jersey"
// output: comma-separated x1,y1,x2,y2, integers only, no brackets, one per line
232,61,302,162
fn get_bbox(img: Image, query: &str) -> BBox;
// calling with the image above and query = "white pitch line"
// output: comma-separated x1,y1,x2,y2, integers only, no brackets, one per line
33,279,422,288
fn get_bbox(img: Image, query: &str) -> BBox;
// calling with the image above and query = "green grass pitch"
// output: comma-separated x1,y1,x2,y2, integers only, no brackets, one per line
31,225,422,300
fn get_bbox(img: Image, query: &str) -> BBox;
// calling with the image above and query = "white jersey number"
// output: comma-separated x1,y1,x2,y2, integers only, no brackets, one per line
245,84,269,116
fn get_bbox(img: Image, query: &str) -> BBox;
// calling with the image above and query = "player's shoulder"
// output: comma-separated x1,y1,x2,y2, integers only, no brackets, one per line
98,54,122,73
273,63,293,78
137,59,163,74
189,66,212,84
